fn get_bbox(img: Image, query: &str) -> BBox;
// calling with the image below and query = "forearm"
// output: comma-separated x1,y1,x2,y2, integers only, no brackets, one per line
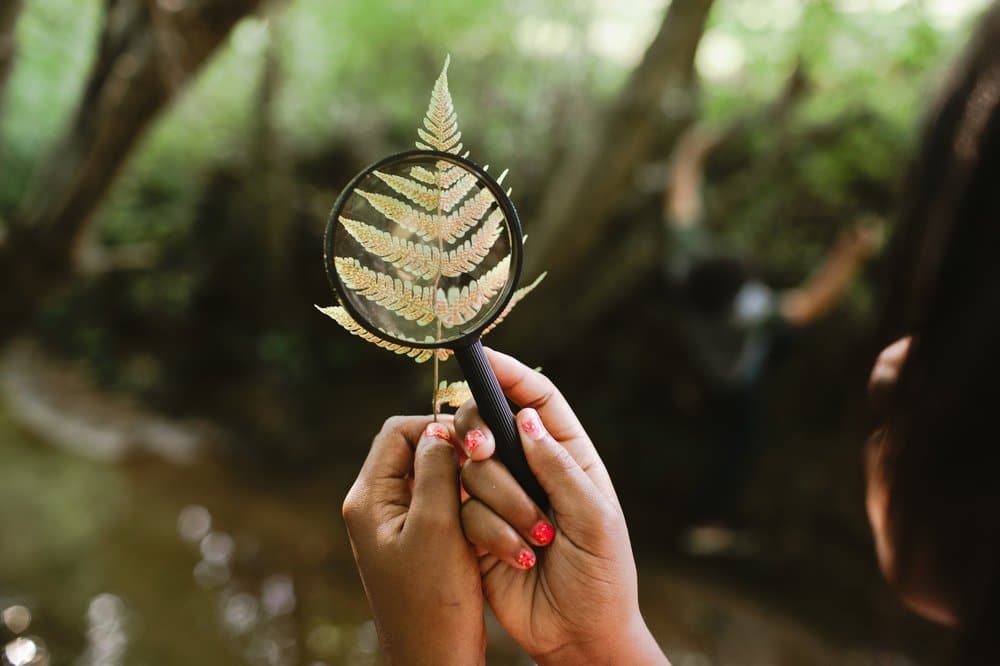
664,128,716,229
781,244,864,325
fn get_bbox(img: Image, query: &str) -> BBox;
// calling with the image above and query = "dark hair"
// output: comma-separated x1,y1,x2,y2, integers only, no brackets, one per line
879,3,1000,660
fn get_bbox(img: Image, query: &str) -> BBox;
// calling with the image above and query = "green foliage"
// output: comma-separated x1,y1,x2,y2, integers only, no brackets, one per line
700,0,976,131
2,0,993,437
0,0,101,212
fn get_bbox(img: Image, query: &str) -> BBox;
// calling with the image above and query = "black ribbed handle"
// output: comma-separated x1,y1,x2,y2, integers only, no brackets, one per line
454,339,549,512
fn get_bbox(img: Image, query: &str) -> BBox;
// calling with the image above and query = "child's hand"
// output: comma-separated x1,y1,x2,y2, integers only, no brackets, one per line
453,349,668,666
342,415,486,666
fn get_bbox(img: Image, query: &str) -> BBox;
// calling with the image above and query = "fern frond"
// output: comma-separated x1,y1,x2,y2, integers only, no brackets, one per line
435,254,511,327
340,216,440,280
407,166,490,213
482,271,547,337
435,379,472,409
356,186,496,245
409,166,437,185
416,55,463,155
343,207,502,280
354,191,440,242
315,305,437,362
324,56,537,369
440,186,497,241
410,160,472,186
418,127,463,153
334,257,436,325
372,171,441,211
439,207,504,275
438,159,470,186
439,171,477,211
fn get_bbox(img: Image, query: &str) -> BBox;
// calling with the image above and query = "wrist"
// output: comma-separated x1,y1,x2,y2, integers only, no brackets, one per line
383,637,485,666
379,613,486,666
535,614,668,666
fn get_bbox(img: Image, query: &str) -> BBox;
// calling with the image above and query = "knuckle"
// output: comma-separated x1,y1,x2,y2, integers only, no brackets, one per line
459,500,488,540
460,459,483,488
548,441,577,471
413,507,454,534
511,494,540,524
593,499,624,533
379,414,409,435
459,498,481,525
341,487,362,524
417,437,453,463
454,400,480,430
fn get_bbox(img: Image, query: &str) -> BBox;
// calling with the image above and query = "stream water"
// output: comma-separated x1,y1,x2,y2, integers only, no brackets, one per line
0,407,943,665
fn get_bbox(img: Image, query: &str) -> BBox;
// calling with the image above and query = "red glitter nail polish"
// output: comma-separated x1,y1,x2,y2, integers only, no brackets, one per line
531,521,555,545
516,549,536,569
520,411,543,438
424,422,450,441
464,429,485,453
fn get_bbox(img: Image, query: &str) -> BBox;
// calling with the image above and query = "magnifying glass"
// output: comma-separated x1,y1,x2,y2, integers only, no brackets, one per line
324,149,548,511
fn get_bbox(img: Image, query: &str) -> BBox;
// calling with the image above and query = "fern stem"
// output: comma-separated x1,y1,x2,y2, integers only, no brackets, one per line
432,356,440,420
430,157,447,420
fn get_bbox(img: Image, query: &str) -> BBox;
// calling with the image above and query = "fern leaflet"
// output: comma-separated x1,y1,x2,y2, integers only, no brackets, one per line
480,271,547,336
341,208,504,280
334,257,436,325
434,255,511,327
316,306,451,362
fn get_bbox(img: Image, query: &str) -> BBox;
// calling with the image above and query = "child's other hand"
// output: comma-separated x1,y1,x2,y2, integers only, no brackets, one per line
453,349,668,666
342,415,485,666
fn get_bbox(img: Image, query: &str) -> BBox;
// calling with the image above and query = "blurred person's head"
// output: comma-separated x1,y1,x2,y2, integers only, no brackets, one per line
682,254,751,317
867,2,1000,659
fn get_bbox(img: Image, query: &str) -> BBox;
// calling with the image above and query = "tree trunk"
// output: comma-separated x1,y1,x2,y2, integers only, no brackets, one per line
507,0,715,354
0,0,262,342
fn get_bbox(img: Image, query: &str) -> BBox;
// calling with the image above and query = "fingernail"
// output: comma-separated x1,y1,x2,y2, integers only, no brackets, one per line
519,410,545,439
424,422,451,442
516,549,536,569
531,521,555,546
464,429,485,454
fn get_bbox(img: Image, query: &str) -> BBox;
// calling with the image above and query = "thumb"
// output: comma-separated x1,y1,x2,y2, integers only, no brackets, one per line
516,408,609,535
407,421,462,531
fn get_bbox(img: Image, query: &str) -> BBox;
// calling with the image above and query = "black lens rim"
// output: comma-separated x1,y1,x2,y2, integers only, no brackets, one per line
324,149,524,350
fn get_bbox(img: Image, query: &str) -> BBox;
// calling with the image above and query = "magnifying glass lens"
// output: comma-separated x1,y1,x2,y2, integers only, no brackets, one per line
331,154,516,345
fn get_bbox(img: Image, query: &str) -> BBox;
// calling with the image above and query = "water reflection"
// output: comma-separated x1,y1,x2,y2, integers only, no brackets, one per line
200,531,235,566
221,592,259,635
261,575,296,618
177,504,212,544
2,602,49,666
79,594,127,666
0,607,30,636
3,636,48,666
177,507,308,665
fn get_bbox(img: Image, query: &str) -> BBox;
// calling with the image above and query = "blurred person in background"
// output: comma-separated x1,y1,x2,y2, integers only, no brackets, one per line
665,126,882,553
341,2,1000,664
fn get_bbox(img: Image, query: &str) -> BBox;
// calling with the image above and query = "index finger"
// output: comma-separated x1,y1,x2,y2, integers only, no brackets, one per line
483,348,585,441
483,348,616,500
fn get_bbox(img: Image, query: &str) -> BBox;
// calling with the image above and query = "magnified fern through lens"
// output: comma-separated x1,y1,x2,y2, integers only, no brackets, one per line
327,151,520,348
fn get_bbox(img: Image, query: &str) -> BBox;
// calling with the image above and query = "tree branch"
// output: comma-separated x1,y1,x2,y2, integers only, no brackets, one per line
0,0,262,342
503,0,715,355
